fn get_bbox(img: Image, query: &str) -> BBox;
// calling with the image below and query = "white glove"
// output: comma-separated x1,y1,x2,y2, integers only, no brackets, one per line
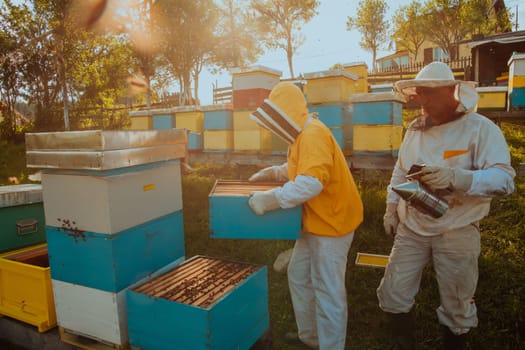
420,166,473,192
273,248,294,273
249,166,277,182
248,189,281,215
383,203,399,237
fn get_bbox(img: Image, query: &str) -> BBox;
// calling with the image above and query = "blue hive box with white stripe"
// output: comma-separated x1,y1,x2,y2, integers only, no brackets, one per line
209,180,301,240
127,255,269,350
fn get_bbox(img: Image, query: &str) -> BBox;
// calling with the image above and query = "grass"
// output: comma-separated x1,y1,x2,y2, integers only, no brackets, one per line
0,122,523,349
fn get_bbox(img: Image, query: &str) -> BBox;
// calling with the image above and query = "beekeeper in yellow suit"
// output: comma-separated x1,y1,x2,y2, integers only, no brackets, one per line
248,82,363,350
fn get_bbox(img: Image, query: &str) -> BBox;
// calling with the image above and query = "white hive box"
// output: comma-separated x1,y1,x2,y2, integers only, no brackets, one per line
41,162,182,235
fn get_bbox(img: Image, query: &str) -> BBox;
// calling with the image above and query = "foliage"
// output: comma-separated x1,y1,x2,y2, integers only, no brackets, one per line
212,0,262,71
155,0,219,105
346,0,389,71
419,0,513,58
250,0,319,79
392,1,426,60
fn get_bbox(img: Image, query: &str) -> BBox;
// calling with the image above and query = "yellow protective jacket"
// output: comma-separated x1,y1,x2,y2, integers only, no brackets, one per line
269,82,363,237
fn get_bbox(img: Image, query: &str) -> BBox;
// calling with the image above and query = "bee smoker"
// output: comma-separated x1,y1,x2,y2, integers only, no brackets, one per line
392,181,449,219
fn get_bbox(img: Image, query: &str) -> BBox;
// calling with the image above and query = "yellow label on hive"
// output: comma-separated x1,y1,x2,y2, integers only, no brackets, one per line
143,184,156,191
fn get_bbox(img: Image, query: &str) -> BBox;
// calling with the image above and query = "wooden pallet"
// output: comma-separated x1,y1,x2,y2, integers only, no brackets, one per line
59,327,129,350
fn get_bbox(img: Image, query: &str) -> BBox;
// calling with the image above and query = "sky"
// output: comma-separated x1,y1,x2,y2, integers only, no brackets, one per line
197,0,525,105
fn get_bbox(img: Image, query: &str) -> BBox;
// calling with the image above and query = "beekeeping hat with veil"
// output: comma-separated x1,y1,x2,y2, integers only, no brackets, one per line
395,61,479,113
250,82,311,144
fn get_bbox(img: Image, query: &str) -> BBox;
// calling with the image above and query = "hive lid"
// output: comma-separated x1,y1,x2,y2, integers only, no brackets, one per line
508,52,525,66
349,91,407,104
230,65,282,77
476,86,508,92
25,129,187,170
303,70,358,81
0,184,43,208
26,129,187,151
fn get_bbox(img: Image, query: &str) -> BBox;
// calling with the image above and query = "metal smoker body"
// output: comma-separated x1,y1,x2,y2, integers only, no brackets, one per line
392,181,448,218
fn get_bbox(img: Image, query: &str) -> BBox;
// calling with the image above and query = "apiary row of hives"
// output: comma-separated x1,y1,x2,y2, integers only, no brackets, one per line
0,129,286,350
129,63,405,158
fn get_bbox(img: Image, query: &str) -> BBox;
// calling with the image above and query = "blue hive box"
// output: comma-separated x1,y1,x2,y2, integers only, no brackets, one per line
350,92,405,125
152,114,174,129
127,255,269,350
209,180,301,240
308,103,351,127
203,108,234,130
46,210,185,292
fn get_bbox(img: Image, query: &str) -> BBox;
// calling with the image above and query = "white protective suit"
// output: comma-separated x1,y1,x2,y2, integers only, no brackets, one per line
377,66,516,335
249,82,363,350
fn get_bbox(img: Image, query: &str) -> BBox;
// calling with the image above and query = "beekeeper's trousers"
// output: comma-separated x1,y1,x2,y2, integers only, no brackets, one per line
287,231,354,350
377,223,480,333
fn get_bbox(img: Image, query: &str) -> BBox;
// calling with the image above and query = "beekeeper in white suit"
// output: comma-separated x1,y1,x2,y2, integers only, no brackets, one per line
377,62,515,350
248,82,363,350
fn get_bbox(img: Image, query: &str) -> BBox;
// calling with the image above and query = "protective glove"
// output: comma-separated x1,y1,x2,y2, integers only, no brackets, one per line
419,166,473,192
249,166,277,182
383,203,399,237
248,189,281,215
273,248,294,273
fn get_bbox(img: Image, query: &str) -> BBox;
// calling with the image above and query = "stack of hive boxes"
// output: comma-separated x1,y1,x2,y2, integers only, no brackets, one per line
174,106,205,151
231,66,282,153
303,65,367,155
0,185,55,332
25,129,188,348
202,104,234,152
507,52,525,110
349,91,405,157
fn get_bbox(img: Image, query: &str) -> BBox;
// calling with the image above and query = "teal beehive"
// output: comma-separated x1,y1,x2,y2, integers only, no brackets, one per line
0,184,46,252
127,255,269,350
209,180,301,240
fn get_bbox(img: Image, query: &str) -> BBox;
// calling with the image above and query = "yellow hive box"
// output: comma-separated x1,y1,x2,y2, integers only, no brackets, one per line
234,129,272,153
0,244,56,332
509,75,525,90
176,111,204,132
343,62,368,79
304,70,365,104
476,87,507,111
353,125,403,153
129,116,152,130
233,109,258,131
204,130,234,151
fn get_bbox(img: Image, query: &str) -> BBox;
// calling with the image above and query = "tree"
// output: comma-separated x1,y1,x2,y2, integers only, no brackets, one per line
212,0,261,70
0,3,26,140
461,0,512,35
155,0,219,105
250,0,319,79
392,1,426,62
347,0,389,72
420,0,470,59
